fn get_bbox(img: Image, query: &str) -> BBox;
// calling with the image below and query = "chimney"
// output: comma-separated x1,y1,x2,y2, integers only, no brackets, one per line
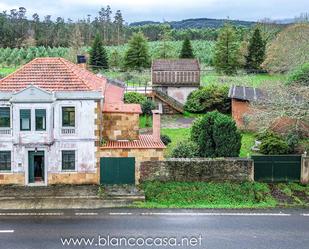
152,110,161,143
77,55,87,69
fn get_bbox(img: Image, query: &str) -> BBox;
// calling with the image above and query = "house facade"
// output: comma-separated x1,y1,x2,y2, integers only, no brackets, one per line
0,57,165,186
151,59,200,114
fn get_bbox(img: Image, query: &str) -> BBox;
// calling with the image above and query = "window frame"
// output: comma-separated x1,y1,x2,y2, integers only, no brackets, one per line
0,107,11,128
61,150,76,171
0,151,11,172
35,109,47,131
62,107,75,128
20,109,31,131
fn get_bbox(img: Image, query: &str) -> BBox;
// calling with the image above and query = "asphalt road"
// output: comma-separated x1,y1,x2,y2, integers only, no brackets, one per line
0,209,308,249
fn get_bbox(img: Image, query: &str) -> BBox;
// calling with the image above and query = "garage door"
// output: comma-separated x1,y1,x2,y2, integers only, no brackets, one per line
100,157,135,184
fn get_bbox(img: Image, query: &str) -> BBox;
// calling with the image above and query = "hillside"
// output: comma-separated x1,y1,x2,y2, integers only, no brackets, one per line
130,18,256,29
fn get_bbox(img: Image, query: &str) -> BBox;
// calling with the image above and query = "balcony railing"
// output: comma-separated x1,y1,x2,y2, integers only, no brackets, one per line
0,128,11,135
61,127,76,135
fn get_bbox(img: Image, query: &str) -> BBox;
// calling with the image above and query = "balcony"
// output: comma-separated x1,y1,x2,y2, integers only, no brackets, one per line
0,128,11,135
61,127,76,135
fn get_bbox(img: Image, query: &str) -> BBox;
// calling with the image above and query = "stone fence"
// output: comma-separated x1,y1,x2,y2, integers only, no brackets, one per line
140,158,254,182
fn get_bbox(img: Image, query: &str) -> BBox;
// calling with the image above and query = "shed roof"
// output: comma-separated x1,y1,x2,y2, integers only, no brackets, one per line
152,59,200,71
228,85,265,101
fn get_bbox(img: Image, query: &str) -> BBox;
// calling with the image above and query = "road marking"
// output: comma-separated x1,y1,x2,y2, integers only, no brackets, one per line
140,212,291,217
0,212,63,216
0,230,14,233
109,212,133,216
75,212,98,216
301,214,309,216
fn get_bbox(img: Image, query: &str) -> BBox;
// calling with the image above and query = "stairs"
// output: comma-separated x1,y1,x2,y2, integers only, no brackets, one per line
153,88,184,113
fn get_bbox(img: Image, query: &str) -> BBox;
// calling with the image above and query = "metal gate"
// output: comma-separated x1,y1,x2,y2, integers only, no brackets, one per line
252,155,301,182
100,157,135,185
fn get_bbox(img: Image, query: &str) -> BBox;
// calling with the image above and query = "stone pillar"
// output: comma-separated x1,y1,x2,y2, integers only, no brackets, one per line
301,154,309,184
152,110,161,143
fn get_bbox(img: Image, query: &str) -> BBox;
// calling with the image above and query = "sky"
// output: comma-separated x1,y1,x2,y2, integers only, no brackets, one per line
0,0,308,23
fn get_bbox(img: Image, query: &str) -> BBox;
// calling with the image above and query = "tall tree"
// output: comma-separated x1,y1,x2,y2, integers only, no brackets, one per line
159,26,172,58
245,27,266,71
214,23,240,75
89,34,108,70
180,37,194,58
124,32,150,70
113,10,124,45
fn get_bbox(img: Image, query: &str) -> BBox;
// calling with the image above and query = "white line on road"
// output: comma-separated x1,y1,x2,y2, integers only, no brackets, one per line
0,230,14,233
301,214,309,216
75,213,98,216
109,212,133,216
140,212,291,217
0,212,63,216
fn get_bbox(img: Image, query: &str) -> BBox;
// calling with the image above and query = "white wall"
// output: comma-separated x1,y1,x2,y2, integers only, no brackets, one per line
167,87,198,104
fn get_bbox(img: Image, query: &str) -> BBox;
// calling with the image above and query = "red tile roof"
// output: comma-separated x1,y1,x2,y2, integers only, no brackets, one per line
103,103,142,114
100,135,166,149
0,57,108,92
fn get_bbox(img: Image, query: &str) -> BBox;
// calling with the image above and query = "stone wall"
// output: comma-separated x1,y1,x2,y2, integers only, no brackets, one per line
48,172,98,185
97,148,165,184
140,158,254,182
0,173,24,185
102,113,139,141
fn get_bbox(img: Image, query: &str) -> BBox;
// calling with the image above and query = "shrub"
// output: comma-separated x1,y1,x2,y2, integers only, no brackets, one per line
287,62,309,86
141,99,156,115
259,136,289,155
124,92,146,104
285,131,301,153
184,85,230,114
191,111,241,157
171,141,199,158
160,134,172,145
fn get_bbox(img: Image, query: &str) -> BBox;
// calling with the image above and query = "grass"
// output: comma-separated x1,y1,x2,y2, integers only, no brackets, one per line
201,72,287,88
161,128,191,157
239,132,257,158
136,181,309,209
139,115,152,129
137,181,277,208
0,67,18,77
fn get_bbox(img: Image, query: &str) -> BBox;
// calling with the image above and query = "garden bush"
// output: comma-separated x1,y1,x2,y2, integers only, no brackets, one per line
191,111,241,157
171,141,199,158
287,62,309,86
184,85,230,114
259,136,289,155
124,92,146,104
160,134,172,145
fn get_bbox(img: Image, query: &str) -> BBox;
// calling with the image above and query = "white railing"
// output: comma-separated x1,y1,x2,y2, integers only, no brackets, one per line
61,128,76,135
0,128,11,135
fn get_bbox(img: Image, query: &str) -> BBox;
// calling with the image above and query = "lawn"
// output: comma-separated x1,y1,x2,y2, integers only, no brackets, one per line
239,132,257,157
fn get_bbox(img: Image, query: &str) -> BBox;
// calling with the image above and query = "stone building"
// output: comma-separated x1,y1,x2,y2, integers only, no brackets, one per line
151,59,200,114
0,57,164,186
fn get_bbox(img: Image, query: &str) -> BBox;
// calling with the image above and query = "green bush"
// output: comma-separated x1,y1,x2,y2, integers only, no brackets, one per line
184,85,230,114
141,99,156,115
286,131,301,153
287,62,309,86
160,134,172,145
259,136,289,155
171,141,199,158
191,111,241,157
124,92,146,104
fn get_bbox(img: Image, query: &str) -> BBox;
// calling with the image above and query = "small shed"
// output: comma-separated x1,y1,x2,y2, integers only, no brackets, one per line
228,85,265,128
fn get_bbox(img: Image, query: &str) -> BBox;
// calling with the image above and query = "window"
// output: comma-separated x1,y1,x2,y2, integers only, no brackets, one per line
0,107,10,128
0,151,11,171
62,150,75,171
35,109,46,131
62,107,75,127
20,109,31,131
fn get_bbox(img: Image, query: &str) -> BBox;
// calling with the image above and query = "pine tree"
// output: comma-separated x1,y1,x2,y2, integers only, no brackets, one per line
214,23,240,75
180,37,194,58
124,32,150,70
245,27,266,71
89,34,108,70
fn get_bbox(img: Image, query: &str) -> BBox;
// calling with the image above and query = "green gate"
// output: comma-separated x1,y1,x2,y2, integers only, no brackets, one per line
252,155,301,182
100,157,135,185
